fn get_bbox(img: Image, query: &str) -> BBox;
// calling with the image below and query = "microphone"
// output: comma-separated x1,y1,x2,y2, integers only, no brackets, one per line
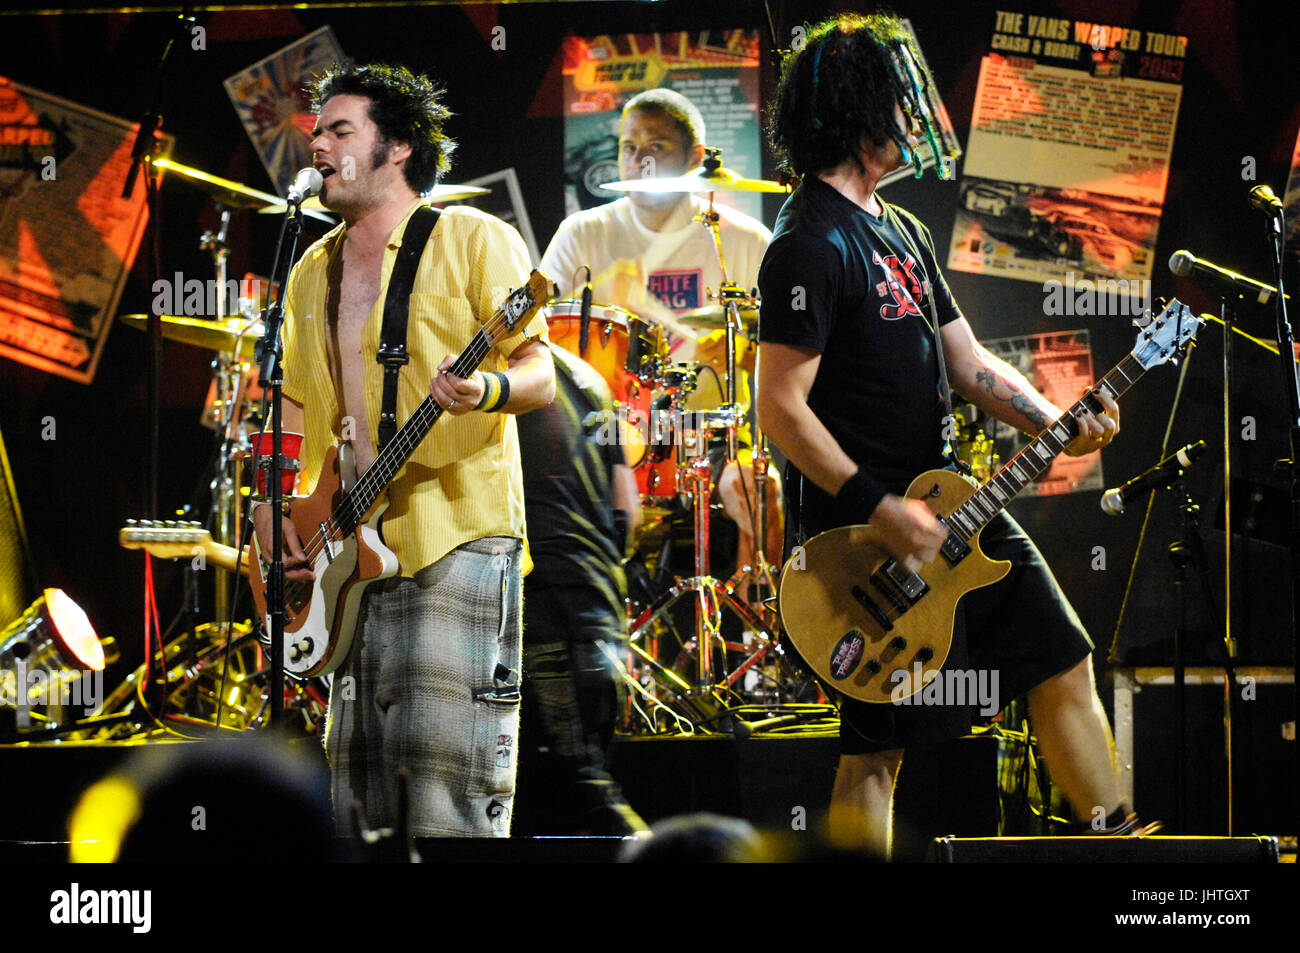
286,167,324,205
578,265,593,357
1100,440,1207,516
1248,184,1283,214
1168,249,1285,306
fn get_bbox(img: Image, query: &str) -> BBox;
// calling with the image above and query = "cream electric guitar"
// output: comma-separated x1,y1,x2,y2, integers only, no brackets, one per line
119,520,245,575
248,271,551,677
778,299,1201,704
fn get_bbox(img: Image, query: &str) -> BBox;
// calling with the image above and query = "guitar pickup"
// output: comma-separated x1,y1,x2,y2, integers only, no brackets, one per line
937,517,970,565
851,585,893,632
881,559,929,602
320,523,337,563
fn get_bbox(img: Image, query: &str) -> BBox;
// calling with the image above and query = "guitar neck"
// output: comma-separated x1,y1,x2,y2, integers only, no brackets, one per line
334,327,494,533
947,353,1148,540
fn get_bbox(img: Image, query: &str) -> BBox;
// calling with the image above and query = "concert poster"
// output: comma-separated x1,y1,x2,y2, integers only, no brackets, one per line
947,12,1187,287
560,29,763,220
0,78,171,384
223,26,346,198
977,328,1103,496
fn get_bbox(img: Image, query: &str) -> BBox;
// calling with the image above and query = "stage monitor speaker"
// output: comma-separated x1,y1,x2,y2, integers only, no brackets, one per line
933,835,1279,863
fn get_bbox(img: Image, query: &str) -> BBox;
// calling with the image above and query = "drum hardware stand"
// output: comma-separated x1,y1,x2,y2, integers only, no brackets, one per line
199,204,248,631
626,202,798,726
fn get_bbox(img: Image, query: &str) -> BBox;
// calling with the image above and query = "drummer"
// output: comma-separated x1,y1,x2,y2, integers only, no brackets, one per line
539,87,782,570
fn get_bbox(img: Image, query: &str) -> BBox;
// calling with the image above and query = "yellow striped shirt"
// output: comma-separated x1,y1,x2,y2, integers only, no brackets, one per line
281,202,549,575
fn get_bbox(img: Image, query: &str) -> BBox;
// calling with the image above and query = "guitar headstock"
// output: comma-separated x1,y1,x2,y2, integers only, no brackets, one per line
119,519,214,559
1131,297,1201,370
498,270,553,334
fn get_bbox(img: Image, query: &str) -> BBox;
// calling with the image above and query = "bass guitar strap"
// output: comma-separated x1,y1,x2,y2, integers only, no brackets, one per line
376,204,441,452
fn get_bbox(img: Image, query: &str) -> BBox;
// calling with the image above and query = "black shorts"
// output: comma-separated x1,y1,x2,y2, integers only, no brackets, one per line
837,511,1094,754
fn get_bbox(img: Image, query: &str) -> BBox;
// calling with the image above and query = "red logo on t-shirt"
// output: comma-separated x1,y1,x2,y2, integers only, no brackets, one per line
872,251,929,320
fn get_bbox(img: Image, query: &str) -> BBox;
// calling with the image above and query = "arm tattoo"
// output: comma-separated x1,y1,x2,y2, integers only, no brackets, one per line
974,368,1049,431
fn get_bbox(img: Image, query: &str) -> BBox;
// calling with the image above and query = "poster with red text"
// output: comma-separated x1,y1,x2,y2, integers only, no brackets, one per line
948,13,1187,287
0,77,169,383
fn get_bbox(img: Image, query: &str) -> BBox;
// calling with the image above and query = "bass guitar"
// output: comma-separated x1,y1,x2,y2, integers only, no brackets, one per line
248,271,551,677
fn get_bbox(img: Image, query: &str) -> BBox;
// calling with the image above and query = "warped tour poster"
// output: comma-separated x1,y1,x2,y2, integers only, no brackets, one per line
973,329,1102,497
948,13,1187,286
224,26,346,197
0,78,170,384
561,30,762,220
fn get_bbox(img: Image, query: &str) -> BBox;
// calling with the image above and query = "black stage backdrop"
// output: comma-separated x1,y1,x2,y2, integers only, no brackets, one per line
0,0,1296,697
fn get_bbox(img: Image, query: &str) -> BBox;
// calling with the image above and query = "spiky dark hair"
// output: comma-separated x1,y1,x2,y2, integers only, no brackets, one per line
767,13,922,178
312,62,455,193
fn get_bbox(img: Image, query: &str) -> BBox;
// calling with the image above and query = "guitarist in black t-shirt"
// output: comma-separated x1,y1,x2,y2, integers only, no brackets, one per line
756,14,1150,858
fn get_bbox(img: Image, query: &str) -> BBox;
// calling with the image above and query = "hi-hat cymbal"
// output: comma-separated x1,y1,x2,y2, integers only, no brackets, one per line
149,157,336,224
602,165,788,195
119,313,265,361
676,304,760,336
256,182,490,217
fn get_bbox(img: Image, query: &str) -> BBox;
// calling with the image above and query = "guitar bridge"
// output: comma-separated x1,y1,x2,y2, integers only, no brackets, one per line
850,585,893,632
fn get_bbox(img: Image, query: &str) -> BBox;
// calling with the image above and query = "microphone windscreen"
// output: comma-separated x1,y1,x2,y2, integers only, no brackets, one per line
1168,249,1194,277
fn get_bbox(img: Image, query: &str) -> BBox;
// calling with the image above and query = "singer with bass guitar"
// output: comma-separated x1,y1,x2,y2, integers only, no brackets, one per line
250,63,554,838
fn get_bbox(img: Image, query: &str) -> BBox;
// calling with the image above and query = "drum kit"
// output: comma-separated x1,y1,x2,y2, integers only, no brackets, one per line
550,149,835,733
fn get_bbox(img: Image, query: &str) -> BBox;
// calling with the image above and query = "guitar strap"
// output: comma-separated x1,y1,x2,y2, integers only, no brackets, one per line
875,204,967,474
376,204,441,451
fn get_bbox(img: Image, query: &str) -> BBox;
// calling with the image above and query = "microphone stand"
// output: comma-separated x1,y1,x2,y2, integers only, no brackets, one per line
1257,197,1299,695
1218,293,1238,833
254,200,309,733
1165,474,1223,832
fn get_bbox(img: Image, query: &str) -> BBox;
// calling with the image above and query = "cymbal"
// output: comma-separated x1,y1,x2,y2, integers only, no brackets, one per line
149,157,336,224
119,313,265,361
602,165,788,195
256,182,491,216
676,304,759,336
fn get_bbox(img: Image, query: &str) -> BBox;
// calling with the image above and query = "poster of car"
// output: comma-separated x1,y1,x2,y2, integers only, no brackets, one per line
560,30,763,220
224,26,345,197
0,77,171,383
948,13,1186,287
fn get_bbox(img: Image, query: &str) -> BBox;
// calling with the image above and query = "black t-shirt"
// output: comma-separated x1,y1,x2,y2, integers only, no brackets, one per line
758,175,963,537
516,345,625,621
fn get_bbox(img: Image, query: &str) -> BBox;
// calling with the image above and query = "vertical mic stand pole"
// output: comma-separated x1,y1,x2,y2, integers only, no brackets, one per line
255,202,307,733
1219,294,1237,834
1258,201,1300,702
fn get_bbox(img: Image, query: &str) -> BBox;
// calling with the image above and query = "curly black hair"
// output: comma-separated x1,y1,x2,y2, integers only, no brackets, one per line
767,13,920,179
312,62,455,194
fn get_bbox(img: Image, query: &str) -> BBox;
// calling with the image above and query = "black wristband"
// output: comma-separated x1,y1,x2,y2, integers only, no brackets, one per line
486,371,510,412
835,467,888,523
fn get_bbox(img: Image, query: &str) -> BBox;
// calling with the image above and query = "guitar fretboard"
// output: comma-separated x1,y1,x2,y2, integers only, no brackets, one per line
943,353,1146,542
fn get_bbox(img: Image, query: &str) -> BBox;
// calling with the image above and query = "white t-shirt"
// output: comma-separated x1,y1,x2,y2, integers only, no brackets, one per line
540,196,771,408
